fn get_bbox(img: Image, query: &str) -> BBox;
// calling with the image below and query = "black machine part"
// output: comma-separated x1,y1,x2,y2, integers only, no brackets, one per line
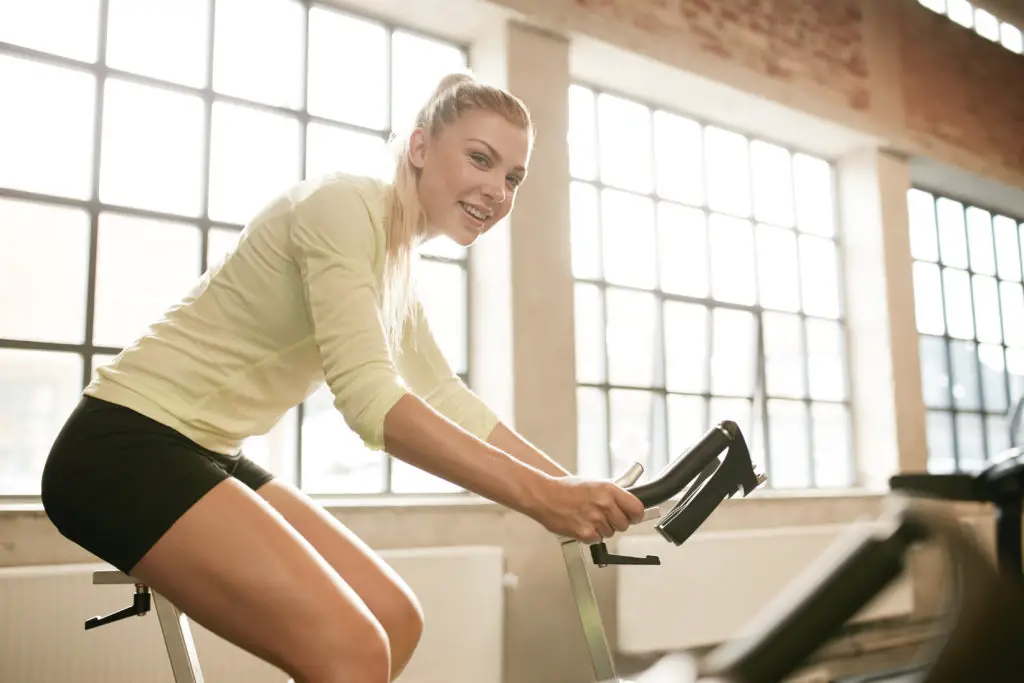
589,421,765,567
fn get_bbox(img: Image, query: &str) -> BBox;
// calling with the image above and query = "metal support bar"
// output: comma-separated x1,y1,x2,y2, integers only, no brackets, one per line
153,591,205,683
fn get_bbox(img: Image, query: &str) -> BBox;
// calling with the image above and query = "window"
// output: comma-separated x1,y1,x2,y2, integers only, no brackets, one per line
908,189,1024,473
568,84,852,491
0,1,470,497
917,0,1024,54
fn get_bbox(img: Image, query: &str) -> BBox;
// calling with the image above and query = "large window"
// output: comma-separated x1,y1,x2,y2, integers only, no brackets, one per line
909,189,1024,473
918,0,1024,54
0,0,470,497
567,85,852,491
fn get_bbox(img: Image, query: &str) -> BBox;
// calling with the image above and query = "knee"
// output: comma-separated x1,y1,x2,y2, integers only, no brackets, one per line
303,613,391,683
379,592,425,671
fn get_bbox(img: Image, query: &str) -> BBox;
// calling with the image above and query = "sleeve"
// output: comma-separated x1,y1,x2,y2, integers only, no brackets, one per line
394,294,500,443
290,183,410,451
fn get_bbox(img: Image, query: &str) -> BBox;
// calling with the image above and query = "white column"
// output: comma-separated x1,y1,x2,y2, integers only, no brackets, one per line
470,21,577,469
837,147,929,486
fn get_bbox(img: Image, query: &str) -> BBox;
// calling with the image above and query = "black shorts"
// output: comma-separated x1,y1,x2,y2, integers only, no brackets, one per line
41,395,275,574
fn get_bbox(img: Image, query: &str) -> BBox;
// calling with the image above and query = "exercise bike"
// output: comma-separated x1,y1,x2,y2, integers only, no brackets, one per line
609,492,1024,683
82,420,767,683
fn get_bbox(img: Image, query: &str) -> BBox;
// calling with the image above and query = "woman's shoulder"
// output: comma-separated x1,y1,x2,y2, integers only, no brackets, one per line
288,171,391,217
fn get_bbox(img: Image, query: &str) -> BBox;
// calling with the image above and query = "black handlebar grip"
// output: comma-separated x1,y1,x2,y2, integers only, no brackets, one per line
626,422,735,508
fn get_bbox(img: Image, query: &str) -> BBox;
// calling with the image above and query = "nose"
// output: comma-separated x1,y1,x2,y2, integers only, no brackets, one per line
482,181,506,205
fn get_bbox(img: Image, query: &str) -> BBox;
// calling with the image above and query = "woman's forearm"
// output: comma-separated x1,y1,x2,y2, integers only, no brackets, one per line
486,421,572,478
382,394,552,514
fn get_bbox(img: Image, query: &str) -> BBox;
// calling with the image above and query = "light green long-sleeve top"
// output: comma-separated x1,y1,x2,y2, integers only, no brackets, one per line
85,172,498,456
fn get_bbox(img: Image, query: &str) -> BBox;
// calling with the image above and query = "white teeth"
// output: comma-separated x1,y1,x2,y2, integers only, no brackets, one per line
461,202,488,221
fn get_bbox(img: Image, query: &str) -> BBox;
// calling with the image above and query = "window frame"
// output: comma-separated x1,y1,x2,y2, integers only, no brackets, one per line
568,79,855,490
909,184,1024,472
0,0,473,498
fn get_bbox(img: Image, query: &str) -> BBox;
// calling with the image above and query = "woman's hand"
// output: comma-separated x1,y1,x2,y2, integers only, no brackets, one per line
529,475,646,543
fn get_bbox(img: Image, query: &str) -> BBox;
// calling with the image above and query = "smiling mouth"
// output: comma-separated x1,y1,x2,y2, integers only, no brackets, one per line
459,201,490,223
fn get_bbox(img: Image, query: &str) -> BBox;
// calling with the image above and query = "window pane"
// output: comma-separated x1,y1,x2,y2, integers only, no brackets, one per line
301,383,385,494
0,56,95,199
1002,23,1024,53
799,235,841,318
972,275,1001,344
415,260,467,375
577,387,608,479
663,302,708,394
949,340,981,411
0,0,99,62
966,207,995,275
805,318,846,401
994,215,1022,281
936,197,968,268
213,0,304,109
0,350,83,495
658,203,707,297
918,0,946,12
391,31,466,133
570,182,601,280
106,0,210,87
574,283,606,385
666,394,706,463
763,312,805,398
948,0,974,27
913,261,946,335
956,412,986,473
1009,349,1024,406
710,308,757,397
979,343,1007,413
708,397,756,466
93,213,202,348
705,126,750,218
606,288,660,388
0,199,90,344
1004,282,1024,348
100,79,206,216
602,189,657,289
926,410,956,473
207,226,241,270
305,122,390,182
767,398,810,488
811,402,852,488
942,268,974,340
750,141,794,228
709,213,756,305
391,456,461,494
243,406,298,483
973,8,1000,40
653,111,703,206
908,189,939,262
208,101,301,224
756,223,800,312
609,390,667,483
793,153,835,236
986,414,1010,460
307,8,388,129
597,94,652,194
568,86,598,181
919,335,951,408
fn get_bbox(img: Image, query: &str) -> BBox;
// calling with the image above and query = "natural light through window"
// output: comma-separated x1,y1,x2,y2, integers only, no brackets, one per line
568,84,852,491
0,1,471,497
908,189,1024,474
918,0,1024,54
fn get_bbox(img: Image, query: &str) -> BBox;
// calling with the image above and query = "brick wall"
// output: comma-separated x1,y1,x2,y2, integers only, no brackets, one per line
495,0,1024,185
899,2,1024,181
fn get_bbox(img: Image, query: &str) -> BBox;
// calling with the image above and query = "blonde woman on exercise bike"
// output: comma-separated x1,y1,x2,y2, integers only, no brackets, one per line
40,71,646,683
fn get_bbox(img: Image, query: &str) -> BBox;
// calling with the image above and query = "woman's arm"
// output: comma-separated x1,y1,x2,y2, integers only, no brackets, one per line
486,421,572,478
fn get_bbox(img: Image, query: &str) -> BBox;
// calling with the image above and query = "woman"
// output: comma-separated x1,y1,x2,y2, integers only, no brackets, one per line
41,72,646,683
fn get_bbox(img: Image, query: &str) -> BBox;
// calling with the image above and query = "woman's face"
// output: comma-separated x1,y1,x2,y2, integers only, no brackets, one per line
409,109,531,247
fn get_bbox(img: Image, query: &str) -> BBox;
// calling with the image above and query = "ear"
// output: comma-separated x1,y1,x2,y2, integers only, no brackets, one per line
408,127,429,170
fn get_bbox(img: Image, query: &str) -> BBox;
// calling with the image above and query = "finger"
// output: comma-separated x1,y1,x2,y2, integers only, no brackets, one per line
604,504,631,533
579,527,601,544
593,518,614,539
618,489,646,523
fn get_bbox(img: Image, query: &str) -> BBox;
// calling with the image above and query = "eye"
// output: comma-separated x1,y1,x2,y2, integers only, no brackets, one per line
469,152,491,167
506,175,522,189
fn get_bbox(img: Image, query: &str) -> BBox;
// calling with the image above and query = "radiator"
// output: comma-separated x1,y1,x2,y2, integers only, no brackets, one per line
0,545,505,683
615,522,917,653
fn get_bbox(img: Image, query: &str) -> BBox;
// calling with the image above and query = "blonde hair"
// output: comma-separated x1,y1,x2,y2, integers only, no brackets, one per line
381,71,533,348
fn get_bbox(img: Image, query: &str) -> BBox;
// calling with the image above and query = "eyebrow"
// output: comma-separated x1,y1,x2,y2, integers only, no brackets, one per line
467,137,527,176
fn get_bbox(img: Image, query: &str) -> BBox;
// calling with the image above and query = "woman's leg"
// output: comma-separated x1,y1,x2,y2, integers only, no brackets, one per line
256,479,425,680
128,478,392,683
